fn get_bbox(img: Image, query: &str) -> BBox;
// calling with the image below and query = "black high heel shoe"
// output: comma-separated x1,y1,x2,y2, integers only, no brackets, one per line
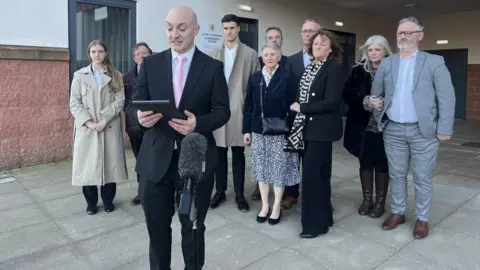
256,207,270,223
268,209,282,225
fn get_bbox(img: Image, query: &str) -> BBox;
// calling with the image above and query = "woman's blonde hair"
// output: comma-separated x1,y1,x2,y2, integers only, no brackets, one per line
354,35,393,74
87,40,122,92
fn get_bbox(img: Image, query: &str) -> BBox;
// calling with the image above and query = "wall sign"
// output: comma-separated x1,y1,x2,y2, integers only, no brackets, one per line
197,20,223,54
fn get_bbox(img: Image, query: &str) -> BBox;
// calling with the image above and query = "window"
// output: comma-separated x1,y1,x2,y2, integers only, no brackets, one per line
68,0,136,82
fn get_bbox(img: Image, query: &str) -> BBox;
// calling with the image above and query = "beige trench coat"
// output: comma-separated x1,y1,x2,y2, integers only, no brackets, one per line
69,65,128,186
208,41,260,147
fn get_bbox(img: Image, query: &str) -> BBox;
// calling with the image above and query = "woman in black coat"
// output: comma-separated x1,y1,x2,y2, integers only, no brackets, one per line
243,42,300,225
343,35,393,218
285,30,344,238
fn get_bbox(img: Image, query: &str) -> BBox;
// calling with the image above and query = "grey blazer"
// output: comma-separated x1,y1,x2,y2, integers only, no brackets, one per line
371,51,456,138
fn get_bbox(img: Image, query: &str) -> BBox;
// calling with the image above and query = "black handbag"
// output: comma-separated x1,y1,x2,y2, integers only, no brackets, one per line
259,78,289,135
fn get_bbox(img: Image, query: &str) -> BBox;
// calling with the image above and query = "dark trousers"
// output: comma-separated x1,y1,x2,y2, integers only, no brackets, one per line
359,131,389,173
301,141,334,234
139,151,214,270
284,153,302,198
214,146,245,195
82,183,117,208
128,131,144,183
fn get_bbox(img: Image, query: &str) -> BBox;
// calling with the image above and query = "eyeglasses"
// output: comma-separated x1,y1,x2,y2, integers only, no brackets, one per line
302,29,317,35
396,31,422,37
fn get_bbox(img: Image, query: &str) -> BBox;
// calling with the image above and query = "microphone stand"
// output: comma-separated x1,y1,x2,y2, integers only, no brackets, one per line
189,186,198,270
179,175,199,270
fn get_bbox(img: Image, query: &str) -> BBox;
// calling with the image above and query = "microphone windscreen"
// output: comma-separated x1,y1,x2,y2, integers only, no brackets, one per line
178,133,208,180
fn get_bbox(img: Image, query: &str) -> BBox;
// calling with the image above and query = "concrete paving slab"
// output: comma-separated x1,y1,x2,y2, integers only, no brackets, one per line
0,120,479,269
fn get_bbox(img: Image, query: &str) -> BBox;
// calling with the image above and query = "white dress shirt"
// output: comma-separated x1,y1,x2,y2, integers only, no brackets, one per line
224,43,238,82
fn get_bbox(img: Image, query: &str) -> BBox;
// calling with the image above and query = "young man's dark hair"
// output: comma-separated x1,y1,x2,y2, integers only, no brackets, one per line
221,14,240,26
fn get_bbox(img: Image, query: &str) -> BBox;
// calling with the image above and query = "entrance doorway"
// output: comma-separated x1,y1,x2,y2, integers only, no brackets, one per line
424,48,468,120
328,29,357,116
238,17,259,52
68,0,136,82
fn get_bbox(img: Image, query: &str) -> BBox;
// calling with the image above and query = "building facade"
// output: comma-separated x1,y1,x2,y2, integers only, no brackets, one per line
1,0,479,169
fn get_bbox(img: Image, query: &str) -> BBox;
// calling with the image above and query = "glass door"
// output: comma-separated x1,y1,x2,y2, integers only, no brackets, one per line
68,0,136,82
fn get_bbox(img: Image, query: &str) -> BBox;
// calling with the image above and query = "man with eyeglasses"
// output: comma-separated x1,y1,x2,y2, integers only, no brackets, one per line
369,16,455,239
281,19,321,210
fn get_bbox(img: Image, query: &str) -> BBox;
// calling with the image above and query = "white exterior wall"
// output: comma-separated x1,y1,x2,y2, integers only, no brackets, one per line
0,0,69,48
136,0,392,58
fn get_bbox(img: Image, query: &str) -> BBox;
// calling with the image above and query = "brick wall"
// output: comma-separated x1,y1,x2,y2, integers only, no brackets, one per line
0,45,73,169
467,64,480,120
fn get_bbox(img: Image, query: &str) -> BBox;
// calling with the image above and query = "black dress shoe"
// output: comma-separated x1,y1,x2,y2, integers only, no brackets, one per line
268,210,282,225
300,228,329,238
299,232,319,239
256,207,270,223
235,194,249,212
210,192,226,209
86,206,97,215
130,195,141,205
104,204,115,213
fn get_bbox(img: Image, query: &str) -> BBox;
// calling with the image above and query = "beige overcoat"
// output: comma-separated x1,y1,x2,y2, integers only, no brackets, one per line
69,65,128,186
208,41,260,147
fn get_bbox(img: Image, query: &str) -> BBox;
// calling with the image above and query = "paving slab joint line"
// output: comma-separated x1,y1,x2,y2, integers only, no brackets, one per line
372,189,480,270
239,246,289,270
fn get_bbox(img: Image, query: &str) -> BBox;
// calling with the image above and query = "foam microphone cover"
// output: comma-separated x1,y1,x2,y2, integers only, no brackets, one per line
178,133,208,181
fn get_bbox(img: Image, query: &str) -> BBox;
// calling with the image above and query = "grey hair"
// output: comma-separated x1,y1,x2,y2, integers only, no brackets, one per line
302,19,321,30
398,16,424,31
265,26,283,41
261,42,282,58
354,35,393,74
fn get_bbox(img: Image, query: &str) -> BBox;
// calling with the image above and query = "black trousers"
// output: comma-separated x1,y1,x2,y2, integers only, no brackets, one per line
284,152,302,198
139,151,214,270
359,131,389,173
301,141,334,234
214,146,245,195
82,183,116,208
128,131,144,183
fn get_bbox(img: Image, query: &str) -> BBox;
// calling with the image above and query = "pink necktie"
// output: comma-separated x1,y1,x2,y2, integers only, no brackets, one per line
173,54,187,107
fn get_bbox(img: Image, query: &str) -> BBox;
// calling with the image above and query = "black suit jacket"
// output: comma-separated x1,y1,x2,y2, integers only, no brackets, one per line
132,47,231,182
287,50,308,86
343,65,373,157
242,67,297,134
123,67,143,135
299,59,344,142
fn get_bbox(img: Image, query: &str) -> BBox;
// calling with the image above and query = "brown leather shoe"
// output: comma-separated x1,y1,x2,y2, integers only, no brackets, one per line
282,196,298,210
251,186,261,201
382,214,406,230
413,220,429,239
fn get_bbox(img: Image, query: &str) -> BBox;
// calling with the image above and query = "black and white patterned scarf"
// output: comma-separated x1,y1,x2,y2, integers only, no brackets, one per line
284,59,325,152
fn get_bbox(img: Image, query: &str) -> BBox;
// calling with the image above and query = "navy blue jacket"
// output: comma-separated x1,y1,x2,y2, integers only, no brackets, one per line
242,67,297,134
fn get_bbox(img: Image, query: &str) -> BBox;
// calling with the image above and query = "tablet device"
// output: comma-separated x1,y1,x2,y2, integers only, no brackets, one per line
132,100,187,120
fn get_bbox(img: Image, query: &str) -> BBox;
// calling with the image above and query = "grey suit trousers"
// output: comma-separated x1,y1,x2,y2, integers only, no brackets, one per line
383,121,439,221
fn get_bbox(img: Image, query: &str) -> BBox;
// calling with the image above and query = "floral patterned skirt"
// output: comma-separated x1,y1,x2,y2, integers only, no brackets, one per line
251,133,301,188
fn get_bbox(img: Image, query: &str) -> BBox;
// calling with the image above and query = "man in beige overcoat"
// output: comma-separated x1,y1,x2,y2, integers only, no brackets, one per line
208,14,260,212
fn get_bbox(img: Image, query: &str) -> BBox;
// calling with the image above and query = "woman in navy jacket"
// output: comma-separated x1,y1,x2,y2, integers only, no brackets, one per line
243,42,300,225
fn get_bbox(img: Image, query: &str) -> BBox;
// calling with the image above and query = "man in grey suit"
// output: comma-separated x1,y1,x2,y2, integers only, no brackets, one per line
369,16,455,239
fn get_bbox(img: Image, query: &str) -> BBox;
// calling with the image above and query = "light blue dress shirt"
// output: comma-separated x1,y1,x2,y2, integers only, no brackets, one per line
302,49,311,68
387,51,418,123
92,68,103,89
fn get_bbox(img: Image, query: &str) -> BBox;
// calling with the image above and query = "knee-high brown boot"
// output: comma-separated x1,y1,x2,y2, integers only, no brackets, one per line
369,172,389,218
358,170,374,215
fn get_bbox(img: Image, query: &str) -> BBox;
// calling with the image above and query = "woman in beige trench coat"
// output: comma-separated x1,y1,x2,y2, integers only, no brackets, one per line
69,40,128,215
